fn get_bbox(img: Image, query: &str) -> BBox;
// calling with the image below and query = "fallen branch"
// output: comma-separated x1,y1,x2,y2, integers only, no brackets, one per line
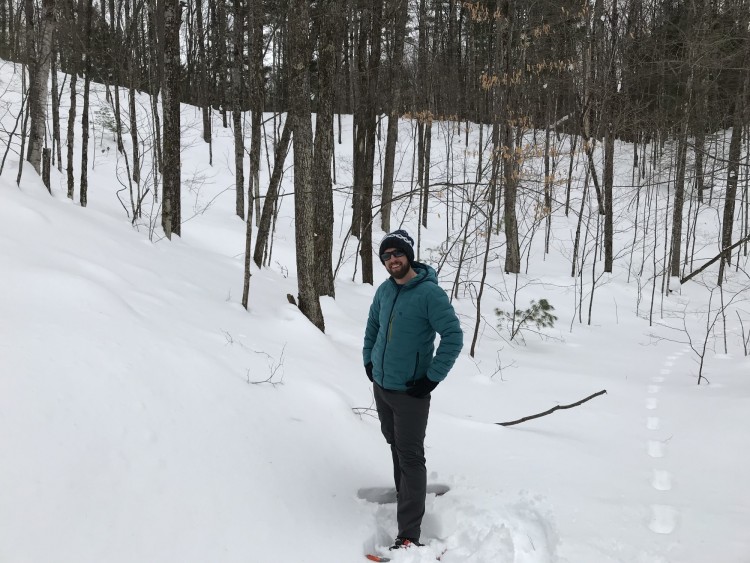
496,389,607,427
680,234,750,284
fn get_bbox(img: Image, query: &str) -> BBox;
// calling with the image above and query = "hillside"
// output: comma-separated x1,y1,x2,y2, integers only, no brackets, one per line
1,59,749,563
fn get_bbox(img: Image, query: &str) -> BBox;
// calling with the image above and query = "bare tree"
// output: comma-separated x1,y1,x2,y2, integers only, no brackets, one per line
80,0,93,207
161,0,182,238
243,0,265,309
232,0,244,219
25,0,55,178
380,0,408,233
311,0,340,298
288,0,324,330
253,118,291,268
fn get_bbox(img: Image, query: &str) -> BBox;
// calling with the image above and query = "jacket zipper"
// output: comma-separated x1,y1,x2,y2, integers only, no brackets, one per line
380,284,402,385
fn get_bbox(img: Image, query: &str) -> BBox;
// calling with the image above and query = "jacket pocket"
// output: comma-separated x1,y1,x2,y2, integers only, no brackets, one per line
410,353,420,383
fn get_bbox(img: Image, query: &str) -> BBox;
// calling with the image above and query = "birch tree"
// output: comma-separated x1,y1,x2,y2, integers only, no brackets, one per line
25,0,55,178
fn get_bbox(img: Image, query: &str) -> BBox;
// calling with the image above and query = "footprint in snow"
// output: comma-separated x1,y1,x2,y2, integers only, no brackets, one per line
651,469,672,491
646,397,658,410
647,417,660,430
647,385,660,394
649,504,678,534
648,440,666,458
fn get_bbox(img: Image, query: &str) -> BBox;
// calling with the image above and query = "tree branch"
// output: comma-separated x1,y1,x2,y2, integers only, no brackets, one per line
680,235,750,284
496,390,608,427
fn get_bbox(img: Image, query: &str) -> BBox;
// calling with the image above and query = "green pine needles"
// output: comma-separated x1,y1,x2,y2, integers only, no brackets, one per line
496,298,558,343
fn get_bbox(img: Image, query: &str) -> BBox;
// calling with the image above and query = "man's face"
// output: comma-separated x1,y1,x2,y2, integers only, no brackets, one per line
383,247,410,280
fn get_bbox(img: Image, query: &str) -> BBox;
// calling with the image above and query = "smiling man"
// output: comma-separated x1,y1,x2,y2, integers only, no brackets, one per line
362,229,463,552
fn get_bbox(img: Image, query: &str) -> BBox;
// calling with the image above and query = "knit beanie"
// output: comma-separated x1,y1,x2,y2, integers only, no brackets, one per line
378,229,415,264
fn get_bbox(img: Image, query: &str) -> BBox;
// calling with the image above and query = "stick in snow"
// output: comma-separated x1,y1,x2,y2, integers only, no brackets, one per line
496,389,607,427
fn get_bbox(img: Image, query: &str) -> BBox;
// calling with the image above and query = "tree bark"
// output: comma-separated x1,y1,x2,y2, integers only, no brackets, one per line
195,0,211,145
670,133,688,276
26,0,55,177
162,0,182,238
247,0,263,225
254,119,291,268
380,0,408,233
243,0,265,309
50,38,61,171
288,0,325,331
603,128,614,272
64,0,77,200
312,0,340,298
354,0,382,285
80,0,93,208
232,0,245,219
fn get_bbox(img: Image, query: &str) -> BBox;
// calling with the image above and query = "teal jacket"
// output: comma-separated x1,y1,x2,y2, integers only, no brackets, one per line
363,262,463,391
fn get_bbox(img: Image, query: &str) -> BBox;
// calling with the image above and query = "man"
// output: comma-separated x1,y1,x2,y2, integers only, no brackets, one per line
363,229,463,552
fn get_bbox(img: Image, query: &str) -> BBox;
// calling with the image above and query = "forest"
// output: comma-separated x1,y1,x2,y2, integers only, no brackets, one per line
1,0,749,336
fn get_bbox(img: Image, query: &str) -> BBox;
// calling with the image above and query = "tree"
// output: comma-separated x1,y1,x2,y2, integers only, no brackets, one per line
25,0,55,179
311,0,340,298
65,0,77,200
288,0,324,331
253,119,291,268
352,0,383,285
380,0,408,233
162,0,182,238
80,0,93,208
232,0,245,220
243,0,265,310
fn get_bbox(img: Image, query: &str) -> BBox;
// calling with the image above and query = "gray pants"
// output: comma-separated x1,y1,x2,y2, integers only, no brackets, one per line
373,383,431,541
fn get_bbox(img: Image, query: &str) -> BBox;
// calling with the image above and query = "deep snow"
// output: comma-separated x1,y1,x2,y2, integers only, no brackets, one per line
1,59,749,562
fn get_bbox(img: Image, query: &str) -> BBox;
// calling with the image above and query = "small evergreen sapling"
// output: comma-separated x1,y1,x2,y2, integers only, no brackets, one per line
496,298,558,342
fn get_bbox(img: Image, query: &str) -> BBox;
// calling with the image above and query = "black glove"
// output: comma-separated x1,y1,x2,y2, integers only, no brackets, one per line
365,362,374,382
406,376,439,398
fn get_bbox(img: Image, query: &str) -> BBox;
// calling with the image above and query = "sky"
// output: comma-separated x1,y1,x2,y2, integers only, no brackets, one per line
1,59,749,563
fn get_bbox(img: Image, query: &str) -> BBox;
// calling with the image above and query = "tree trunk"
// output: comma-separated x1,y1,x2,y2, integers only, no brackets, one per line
162,0,182,238
254,119,291,268
421,119,432,229
26,0,55,177
288,0,325,331
50,39,61,171
354,0,382,285
381,0,408,233
243,0,264,309
503,122,520,273
720,99,745,278
129,85,140,186
232,0,244,219
670,133,688,276
64,0,77,198
247,0,262,224
80,0,93,208
603,128,614,272
109,0,124,154
195,0,211,145
312,0,339,298
66,68,76,199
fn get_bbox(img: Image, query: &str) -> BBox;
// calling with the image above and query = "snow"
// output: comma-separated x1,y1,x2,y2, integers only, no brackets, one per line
1,59,749,563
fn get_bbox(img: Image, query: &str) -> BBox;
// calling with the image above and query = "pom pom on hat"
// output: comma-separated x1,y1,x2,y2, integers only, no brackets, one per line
378,229,415,264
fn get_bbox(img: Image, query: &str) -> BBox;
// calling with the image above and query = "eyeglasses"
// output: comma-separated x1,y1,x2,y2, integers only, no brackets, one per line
381,250,406,262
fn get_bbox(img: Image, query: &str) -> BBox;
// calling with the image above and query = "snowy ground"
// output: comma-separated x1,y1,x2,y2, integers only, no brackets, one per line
1,60,749,562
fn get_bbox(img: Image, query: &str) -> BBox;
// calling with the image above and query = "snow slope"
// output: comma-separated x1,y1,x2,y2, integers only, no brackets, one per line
1,60,749,562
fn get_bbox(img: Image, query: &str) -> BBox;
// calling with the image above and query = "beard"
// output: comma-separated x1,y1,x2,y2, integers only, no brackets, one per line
388,261,411,280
